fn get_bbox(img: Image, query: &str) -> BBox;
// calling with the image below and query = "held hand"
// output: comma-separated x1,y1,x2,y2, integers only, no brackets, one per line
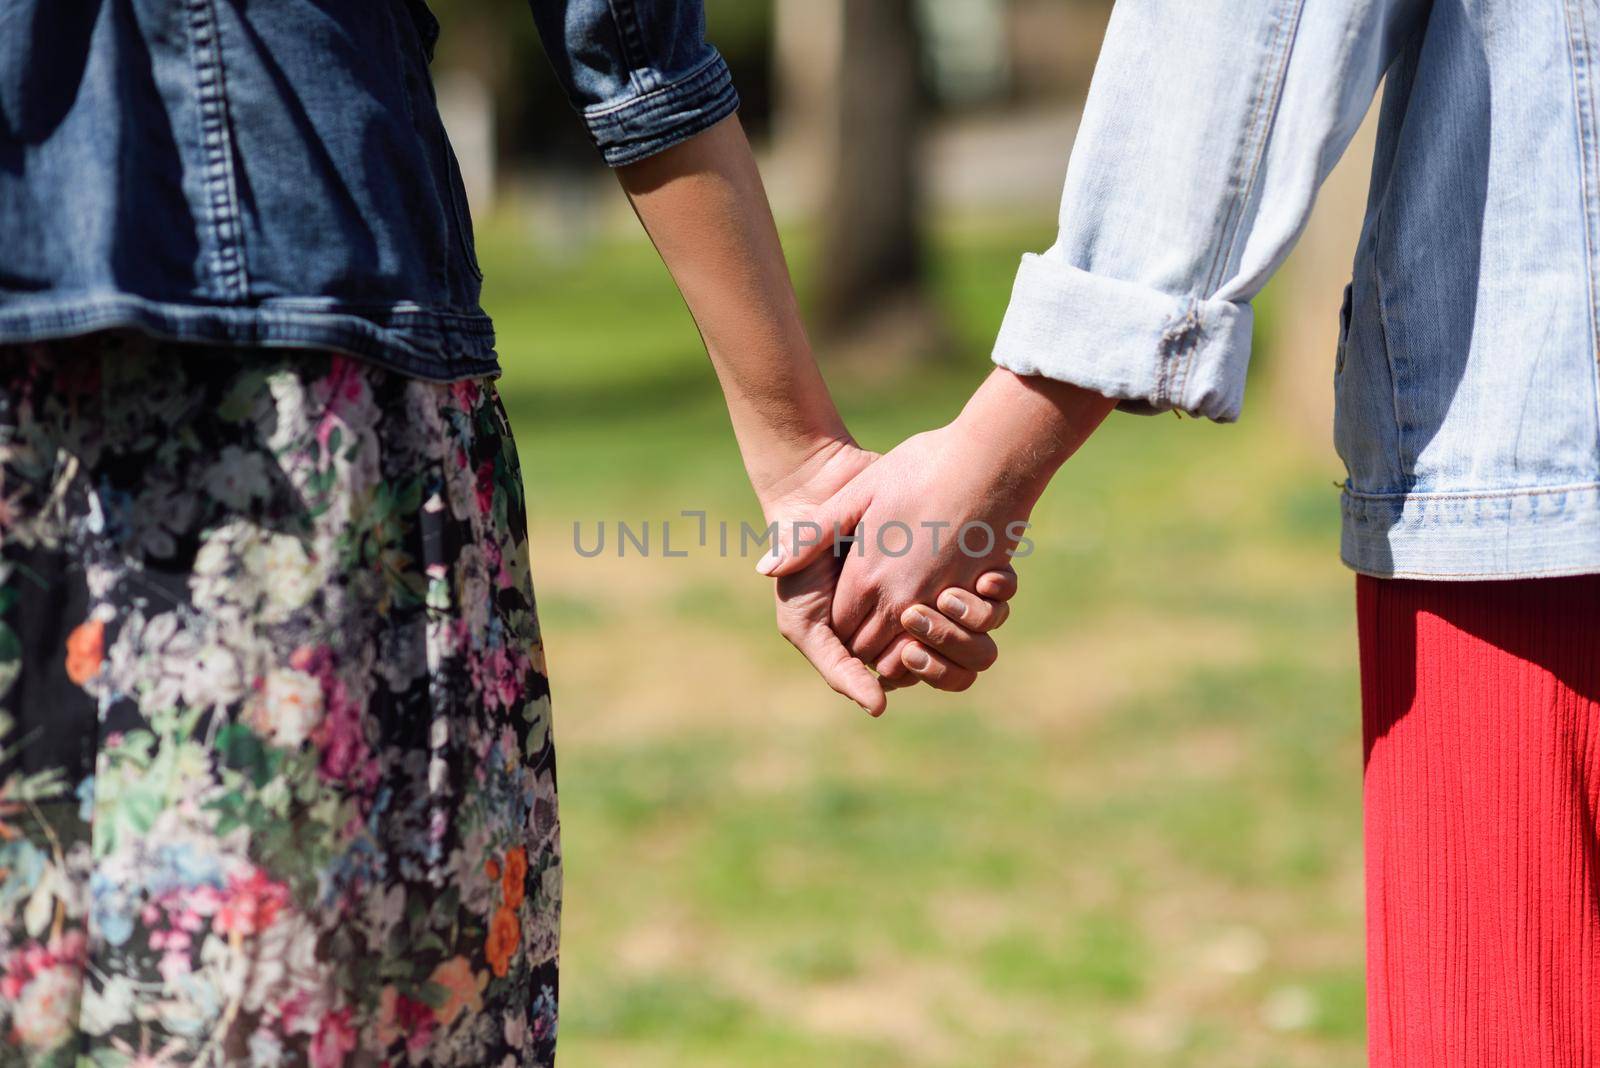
761,420,1042,685
883,568,1019,692
761,371,1117,694
755,437,1021,716
754,438,884,714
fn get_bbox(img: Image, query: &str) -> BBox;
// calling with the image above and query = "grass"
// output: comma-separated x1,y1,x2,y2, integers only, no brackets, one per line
479,209,1365,1067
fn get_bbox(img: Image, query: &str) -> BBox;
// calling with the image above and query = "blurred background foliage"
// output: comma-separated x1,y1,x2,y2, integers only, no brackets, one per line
424,1,1375,1064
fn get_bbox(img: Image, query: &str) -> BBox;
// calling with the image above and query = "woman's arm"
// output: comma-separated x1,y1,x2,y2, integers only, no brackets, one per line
612,115,1016,714
527,4,833,493
525,1,1012,711
992,0,1427,421
614,115,852,503
762,0,1429,682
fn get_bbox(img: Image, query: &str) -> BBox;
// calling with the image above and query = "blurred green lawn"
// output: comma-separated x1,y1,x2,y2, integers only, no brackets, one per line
481,212,1364,1067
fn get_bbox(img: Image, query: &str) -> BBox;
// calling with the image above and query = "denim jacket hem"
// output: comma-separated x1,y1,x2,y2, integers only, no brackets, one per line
587,53,740,167
1341,482,1600,580
991,253,1254,423
0,296,499,383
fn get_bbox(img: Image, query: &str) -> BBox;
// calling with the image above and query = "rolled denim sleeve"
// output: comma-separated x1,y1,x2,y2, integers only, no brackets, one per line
993,0,1428,422
528,0,739,166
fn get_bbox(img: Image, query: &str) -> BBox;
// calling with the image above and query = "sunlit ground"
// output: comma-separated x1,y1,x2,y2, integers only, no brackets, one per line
480,211,1364,1067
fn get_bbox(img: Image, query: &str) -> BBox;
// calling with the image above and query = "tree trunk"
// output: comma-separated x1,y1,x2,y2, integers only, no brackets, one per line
775,0,931,355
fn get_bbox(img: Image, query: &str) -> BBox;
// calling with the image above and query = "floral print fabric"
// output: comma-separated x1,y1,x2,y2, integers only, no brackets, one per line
0,334,559,1066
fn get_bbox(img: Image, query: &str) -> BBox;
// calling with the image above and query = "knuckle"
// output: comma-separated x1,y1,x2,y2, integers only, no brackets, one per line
919,617,952,648
931,619,965,647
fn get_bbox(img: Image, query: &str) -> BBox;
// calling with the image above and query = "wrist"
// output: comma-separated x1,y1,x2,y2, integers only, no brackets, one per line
702,330,857,509
744,425,862,516
952,369,1116,495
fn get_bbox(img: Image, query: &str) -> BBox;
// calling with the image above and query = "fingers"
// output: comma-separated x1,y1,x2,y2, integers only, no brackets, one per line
899,642,979,692
934,588,1011,633
974,566,1019,602
797,624,888,716
881,672,920,692
869,578,1016,691
831,577,878,650
880,587,1011,693
757,484,871,579
874,634,919,688
900,605,998,672
776,607,888,717
845,612,899,668
845,571,1014,666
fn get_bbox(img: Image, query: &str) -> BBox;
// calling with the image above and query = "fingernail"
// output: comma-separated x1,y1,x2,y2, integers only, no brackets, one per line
755,542,784,576
904,607,932,636
937,591,968,620
904,646,931,671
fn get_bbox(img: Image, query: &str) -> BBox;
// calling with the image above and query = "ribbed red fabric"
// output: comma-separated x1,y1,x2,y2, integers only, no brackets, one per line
1359,575,1600,1067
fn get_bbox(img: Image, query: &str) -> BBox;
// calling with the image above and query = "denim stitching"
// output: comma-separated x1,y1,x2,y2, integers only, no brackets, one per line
1372,237,1407,481
598,91,739,167
0,299,499,382
1344,480,1600,503
1156,304,1202,412
183,0,248,302
1368,21,1432,494
1173,0,1303,411
586,58,738,166
1199,0,1305,297
582,53,729,120
603,0,655,95
1353,564,1600,580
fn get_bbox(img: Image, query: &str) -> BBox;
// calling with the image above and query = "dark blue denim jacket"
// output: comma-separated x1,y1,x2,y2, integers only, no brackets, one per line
0,1,737,380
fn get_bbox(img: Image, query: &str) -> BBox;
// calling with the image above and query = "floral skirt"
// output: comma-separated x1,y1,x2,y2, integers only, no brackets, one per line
0,335,559,1066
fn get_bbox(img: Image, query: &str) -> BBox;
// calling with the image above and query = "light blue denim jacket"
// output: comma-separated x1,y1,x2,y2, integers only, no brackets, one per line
0,1,736,381
994,0,1600,580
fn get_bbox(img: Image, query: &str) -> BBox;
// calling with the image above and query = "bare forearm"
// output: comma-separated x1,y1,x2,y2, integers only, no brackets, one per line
616,115,849,501
953,369,1118,504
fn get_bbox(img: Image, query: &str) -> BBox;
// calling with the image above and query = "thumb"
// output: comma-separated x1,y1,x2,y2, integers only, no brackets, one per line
756,483,870,578
790,618,888,717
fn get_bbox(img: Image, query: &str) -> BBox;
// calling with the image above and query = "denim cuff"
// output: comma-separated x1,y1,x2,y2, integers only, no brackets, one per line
991,253,1256,423
585,53,741,167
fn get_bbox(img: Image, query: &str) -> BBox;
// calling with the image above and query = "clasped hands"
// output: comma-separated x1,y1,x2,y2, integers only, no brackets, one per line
750,370,1104,715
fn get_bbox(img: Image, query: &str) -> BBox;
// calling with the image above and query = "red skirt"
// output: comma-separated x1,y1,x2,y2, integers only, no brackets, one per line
1359,575,1600,1066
